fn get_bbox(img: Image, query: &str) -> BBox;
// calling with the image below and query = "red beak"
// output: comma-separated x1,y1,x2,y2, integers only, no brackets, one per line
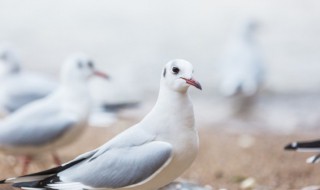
93,70,110,80
181,77,202,90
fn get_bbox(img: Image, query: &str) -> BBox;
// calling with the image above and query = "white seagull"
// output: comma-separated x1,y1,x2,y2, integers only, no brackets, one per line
0,54,109,175
285,139,320,164
88,75,141,127
0,45,58,114
0,59,202,190
218,19,265,115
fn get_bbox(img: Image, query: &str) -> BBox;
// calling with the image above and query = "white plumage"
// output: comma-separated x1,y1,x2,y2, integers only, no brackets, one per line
218,19,265,116
1,59,202,190
0,54,108,174
0,45,57,114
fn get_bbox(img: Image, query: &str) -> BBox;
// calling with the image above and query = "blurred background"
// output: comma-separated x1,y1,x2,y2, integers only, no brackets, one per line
1,0,320,132
0,0,320,189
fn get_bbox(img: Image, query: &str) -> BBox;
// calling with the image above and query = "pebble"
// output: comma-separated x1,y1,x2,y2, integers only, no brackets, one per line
240,177,256,189
301,186,320,190
160,181,212,190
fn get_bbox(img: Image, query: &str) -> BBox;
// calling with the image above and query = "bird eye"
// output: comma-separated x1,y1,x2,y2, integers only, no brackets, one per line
88,61,94,68
172,67,180,74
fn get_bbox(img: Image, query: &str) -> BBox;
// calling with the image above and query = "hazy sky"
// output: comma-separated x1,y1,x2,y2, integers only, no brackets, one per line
0,0,320,95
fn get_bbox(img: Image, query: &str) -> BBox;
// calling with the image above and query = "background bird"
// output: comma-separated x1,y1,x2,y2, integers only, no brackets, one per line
0,59,202,190
218,18,265,117
0,54,108,175
0,45,58,114
88,77,141,127
285,139,320,164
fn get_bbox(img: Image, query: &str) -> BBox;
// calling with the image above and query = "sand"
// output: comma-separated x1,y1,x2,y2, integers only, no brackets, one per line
0,119,319,190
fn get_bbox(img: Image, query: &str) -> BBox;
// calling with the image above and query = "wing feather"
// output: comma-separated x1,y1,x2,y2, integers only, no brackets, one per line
58,141,172,189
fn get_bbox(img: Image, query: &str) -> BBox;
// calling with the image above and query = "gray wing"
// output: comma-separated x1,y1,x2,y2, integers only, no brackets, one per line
3,72,57,112
0,104,77,146
4,93,48,112
58,141,172,189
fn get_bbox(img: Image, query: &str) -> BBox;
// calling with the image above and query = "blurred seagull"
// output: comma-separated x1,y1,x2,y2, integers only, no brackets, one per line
0,54,109,175
89,78,140,127
285,139,320,164
89,101,140,127
90,78,140,113
0,45,58,113
1,59,202,190
218,19,265,116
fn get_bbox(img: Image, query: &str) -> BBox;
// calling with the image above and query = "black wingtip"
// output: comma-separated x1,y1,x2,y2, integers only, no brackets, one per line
284,142,298,151
0,179,6,184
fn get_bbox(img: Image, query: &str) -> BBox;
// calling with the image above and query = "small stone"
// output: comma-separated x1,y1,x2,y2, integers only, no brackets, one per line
175,183,182,189
237,134,255,149
160,181,209,190
240,177,256,190
301,186,320,190
214,170,224,179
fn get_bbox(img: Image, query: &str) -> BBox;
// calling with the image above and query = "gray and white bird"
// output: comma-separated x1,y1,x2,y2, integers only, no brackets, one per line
0,54,108,175
1,59,202,190
0,45,58,114
218,19,265,116
89,78,140,127
285,139,320,164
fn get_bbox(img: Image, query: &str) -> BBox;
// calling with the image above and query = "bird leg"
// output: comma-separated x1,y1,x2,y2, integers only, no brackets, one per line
51,152,61,165
21,156,32,175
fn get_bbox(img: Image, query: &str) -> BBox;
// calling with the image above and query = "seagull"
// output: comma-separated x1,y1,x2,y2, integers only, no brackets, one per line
0,59,202,190
89,77,140,113
89,101,140,127
0,54,109,175
88,77,141,127
285,139,320,164
0,45,58,114
218,19,265,116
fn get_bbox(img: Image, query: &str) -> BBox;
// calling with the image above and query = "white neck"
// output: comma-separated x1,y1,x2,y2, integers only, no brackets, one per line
156,83,189,110
141,82,195,133
55,81,91,117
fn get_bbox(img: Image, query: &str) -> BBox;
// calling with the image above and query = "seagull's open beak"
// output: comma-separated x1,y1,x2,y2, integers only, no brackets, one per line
93,70,110,80
181,77,202,90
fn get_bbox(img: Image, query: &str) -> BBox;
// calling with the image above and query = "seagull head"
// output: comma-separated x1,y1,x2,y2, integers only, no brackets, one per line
161,59,202,92
0,45,20,76
61,54,109,85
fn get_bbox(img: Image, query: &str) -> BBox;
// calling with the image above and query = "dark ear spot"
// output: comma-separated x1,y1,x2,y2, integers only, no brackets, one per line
163,68,166,77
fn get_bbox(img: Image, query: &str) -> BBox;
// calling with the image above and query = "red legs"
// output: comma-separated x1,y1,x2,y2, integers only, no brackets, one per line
19,153,60,175
51,152,61,166
21,156,32,175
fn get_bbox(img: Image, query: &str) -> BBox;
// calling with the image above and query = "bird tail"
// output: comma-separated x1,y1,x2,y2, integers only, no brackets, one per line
0,166,60,189
12,174,60,189
0,157,87,189
284,140,320,151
